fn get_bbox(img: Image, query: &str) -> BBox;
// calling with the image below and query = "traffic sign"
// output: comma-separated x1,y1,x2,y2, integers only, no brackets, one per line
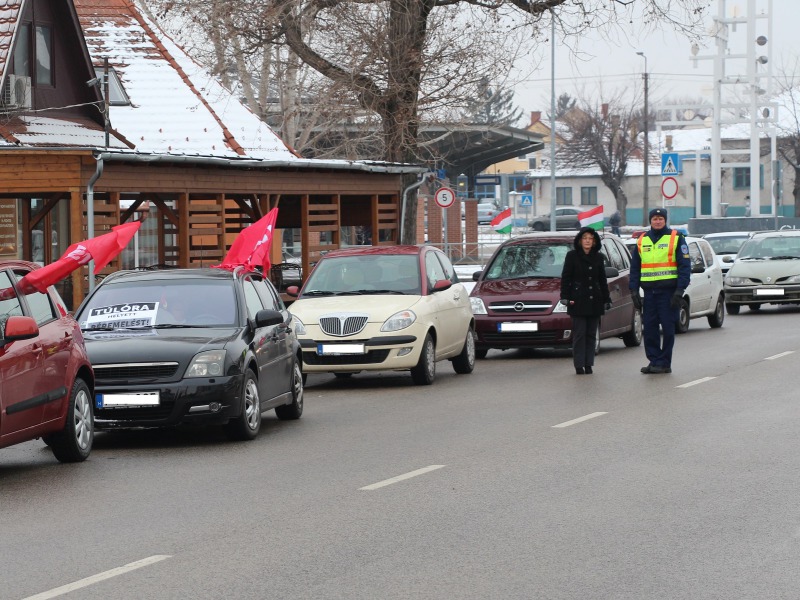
434,187,456,208
475,175,501,186
661,176,679,200
520,194,533,206
661,153,680,176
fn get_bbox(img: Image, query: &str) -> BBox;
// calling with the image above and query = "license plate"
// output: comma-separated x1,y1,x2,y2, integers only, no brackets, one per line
498,322,538,332
754,288,784,296
317,343,366,355
96,392,160,408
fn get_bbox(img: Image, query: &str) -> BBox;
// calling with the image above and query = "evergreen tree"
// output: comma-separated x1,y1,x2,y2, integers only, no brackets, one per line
464,78,523,126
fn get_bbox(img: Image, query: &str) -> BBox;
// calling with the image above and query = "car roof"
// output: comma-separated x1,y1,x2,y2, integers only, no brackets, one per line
319,245,424,258
0,259,41,270
99,267,252,285
748,229,800,239
702,231,754,238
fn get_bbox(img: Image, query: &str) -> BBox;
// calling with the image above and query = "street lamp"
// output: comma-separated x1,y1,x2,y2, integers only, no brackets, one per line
637,51,649,226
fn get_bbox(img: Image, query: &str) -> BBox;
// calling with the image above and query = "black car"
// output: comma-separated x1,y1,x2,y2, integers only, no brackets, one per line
74,267,303,440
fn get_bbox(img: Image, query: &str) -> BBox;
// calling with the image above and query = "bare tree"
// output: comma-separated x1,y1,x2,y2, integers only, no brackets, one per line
557,95,643,222
773,59,800,217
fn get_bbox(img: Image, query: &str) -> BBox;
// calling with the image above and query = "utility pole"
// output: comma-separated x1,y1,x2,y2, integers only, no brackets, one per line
637,51,649,226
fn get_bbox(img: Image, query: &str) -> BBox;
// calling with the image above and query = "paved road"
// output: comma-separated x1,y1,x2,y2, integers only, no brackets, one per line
3,304,800,599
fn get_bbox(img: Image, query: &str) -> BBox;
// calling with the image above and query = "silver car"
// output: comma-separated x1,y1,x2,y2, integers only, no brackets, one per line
702,231,754,275
528,207,582,231
724,230,800,314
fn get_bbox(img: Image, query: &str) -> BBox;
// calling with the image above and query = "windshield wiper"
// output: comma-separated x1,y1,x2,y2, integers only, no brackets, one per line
769,255,800,260
739,257,766,260
301,290,336,297
362,289,407,295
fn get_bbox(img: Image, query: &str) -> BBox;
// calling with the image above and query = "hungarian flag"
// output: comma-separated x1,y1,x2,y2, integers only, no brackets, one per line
19,221,142,294
216,207,279,272
578,206,604,230
490,208,513,234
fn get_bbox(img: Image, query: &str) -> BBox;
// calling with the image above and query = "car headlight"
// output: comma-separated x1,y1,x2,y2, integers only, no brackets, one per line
185,349,225,378
381,310,416,332
293,316,306,335
470,297,487,315
784,275,800,284
726,276,753,286
552,300,568,313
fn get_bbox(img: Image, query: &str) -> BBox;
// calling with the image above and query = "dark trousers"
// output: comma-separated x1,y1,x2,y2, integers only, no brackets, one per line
571,315,599,369
642,287,678,367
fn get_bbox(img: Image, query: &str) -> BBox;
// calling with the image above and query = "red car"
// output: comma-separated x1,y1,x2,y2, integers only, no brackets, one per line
0,260,95,462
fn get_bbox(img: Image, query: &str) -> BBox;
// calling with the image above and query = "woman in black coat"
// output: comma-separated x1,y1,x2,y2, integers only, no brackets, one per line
560,227,611,374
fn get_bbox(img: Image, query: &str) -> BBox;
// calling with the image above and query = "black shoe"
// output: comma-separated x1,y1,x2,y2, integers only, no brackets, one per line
585,366,593,374
641,365,670,374
575,367,585,375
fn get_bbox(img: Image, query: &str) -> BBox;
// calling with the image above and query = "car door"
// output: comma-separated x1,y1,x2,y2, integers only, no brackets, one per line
253,277,293,396
423,250,460,356
688,240,713,314
242,276,283,403
599,238,629,332
435,250,471,350
0,269,45,438
699,239,724,306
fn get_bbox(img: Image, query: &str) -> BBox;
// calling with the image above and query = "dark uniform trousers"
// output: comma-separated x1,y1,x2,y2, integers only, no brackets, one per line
642,287,678,367
571,315,600,369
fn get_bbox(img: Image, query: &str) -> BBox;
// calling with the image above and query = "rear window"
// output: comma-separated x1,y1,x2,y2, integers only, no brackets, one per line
76,278,237,329
484,242,571,280
705,235,750,255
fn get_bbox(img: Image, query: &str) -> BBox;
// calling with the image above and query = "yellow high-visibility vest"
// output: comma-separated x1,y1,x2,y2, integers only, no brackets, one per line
637,231,679,282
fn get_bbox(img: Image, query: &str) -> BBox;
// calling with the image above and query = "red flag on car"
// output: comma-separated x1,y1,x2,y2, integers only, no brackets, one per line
215,208,279,272
19,221,142,293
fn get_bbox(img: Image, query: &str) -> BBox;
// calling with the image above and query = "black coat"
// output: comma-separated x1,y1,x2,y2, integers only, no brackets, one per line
560,228,611,317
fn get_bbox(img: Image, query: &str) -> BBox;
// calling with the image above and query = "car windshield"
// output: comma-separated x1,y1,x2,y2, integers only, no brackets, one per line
484,242,571,280
705,235,750,255
76,279,238,329
302,254,421,296
737,237,800,260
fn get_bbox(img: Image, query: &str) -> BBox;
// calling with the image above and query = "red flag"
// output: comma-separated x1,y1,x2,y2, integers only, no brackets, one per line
20,221,141,293
215,208,279,272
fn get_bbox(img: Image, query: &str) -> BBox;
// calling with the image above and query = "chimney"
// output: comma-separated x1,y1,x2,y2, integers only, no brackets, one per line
601,103,609,120
530,111,541,126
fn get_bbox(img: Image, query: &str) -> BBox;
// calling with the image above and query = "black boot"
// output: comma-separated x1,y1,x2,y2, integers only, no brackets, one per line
575,367,585,375
585,366,593,374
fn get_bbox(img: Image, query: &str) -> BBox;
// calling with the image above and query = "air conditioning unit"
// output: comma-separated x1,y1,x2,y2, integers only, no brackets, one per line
2,75,32,109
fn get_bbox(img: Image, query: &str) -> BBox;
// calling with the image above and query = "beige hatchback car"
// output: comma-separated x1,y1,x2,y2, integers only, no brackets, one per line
287,245,475,385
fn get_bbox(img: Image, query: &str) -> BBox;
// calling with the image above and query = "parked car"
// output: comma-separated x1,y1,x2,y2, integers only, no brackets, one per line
286,245,475,385
469,232,642,357
74,267,303,439
624,235,725,333
723,230,800,314
528,207,583,231
0,260,94,462
477,202,498,225
702,231,754,275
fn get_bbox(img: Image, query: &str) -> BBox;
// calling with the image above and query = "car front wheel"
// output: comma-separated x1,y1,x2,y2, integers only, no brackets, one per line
708,294,725,328
411,334,436,385
748,303,762,311
622,309,643,347
47,378,93,463
676,299,690,334
226,370,261,441
276,360,304,420
452,327,476,374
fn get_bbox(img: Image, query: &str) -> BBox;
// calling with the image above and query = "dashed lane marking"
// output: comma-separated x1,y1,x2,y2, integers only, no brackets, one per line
552,412,608,428
765,351,794,360
360,465,446,490
676,377,716,389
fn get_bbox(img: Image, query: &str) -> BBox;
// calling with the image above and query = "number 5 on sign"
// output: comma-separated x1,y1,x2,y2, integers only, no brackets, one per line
434,187,456,208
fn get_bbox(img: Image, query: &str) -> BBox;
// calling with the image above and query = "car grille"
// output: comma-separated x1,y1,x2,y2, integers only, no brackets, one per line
489,301,552,315
304,349,390,365
319,314,369,336
95,404,176,422
93,362,180,381
481,331,563,344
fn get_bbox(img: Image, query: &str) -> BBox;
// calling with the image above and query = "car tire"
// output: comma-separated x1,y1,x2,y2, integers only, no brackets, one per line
410,333,436,385
47,378,93,463
726,303,740,315
475,348,489,359
532,222,545,232
622,309,643,347
226,369,261,441
676,299,690,334
275,361,304,421
452,327,476,374
708,294,725,328
748,303,762,311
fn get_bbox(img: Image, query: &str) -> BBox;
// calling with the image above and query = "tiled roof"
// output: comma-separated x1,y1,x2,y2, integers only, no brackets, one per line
0,0,24,82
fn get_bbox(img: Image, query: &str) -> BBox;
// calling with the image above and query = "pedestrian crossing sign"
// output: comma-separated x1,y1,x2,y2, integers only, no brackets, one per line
661,153,680,176
520,194,533,206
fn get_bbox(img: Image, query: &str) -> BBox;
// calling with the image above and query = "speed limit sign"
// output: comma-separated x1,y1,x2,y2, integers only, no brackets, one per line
434,187,456,209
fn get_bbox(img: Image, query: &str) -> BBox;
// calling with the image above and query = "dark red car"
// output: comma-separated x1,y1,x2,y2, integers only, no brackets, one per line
469,232,642,357
0,260,95,462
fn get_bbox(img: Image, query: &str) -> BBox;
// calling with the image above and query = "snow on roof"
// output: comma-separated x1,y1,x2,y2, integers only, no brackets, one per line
0,115,130,147
73,0,299,160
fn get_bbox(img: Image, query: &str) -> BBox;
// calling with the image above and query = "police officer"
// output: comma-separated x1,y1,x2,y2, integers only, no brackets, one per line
629,207,691,374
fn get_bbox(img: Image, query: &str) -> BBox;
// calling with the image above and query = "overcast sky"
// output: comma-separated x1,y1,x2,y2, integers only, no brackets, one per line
511,0,798,121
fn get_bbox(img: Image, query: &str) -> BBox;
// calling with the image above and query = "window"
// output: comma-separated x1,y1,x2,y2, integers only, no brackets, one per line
733,166,764,190
556,187,572,206
12,24,31,76
508,175,528,193
18,280,56,326
581,186,598,205
0,271,23,318
94,67,131,106
243,279,265,318
434,252,458,283
475,184,496,200
35,25,52,85
601,239,625,271
424,252,447,288
528,157,537,169
699,240,715,267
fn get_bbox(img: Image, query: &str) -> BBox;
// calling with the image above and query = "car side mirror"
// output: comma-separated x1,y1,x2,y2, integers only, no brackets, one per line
286,285,299,297
254,309,284,328
691,261,706,274
472,271,483,281
722,255,734,263
604,266,619,278
1,315,39,343
431,279,452,292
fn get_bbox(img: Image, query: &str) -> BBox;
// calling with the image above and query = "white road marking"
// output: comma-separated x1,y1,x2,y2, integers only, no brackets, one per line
360,465,446,490
21,555,172,600
552,412,607,428
676,377,717,389
765,351,794,360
